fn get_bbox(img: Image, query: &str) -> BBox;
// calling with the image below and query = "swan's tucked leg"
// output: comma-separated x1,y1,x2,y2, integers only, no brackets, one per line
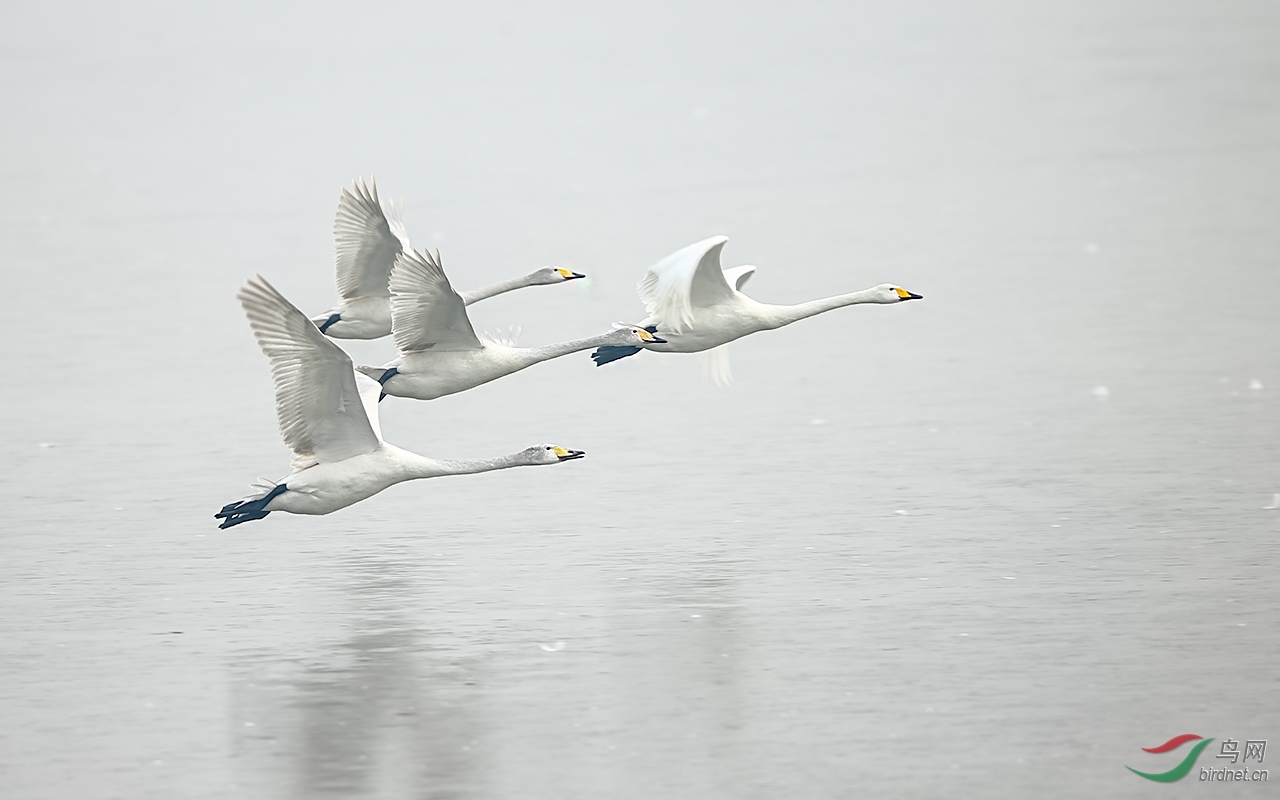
215,483,288,529
316,313,341,334
374,367,398,401
591,325,658,366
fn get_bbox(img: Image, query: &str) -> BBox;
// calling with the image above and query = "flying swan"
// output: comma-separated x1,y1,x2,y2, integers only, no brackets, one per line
357,248,666,401
310,178,586,339
591,235,922,377
216,275,586,529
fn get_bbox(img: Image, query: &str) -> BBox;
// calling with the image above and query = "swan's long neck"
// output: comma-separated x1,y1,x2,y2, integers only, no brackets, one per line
513,333,619,367
459,273,538,305
416,451,527,477
765,288,883,328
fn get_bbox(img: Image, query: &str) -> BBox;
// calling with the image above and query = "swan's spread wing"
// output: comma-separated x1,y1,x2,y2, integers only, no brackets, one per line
237,275,382,469
637,235,734,332
722,264,756,292
389,248,482,353
333,178,410,300
353,370,385,442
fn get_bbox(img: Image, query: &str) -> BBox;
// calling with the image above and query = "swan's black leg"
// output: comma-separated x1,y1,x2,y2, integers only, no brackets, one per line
215,484,288,528
592,326,657,366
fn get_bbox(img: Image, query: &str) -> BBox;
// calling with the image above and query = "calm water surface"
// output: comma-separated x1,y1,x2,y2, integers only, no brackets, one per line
1,1,1278,797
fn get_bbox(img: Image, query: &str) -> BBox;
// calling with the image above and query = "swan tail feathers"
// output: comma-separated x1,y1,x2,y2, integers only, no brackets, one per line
215,483,288,529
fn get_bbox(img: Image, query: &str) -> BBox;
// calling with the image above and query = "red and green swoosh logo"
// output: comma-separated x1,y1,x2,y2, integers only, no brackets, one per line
1126,735,1214,782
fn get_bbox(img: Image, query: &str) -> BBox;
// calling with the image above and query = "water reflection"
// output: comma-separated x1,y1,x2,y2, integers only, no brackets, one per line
229,549,491,799
225,540,752,797
591,545,749,794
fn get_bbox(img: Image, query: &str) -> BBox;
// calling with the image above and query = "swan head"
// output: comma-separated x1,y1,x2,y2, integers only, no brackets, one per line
523,444,587,465
530,266,587,284
606,323,667,346
871,284,924,303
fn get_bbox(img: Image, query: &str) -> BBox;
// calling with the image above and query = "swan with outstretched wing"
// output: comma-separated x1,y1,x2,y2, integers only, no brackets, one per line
311,178,586,339
216,275,585,528
591,235,922,380
357,248,664,401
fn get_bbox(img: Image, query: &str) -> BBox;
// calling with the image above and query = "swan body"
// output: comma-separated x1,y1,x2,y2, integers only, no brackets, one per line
311,178,585,339
217,275,585,528
241,443,576,518
591,235,922,367
357,249,663,401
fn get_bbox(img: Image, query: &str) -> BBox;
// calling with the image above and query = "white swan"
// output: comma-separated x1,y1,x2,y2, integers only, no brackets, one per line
355,248,665,401
310,178,586,339
591,235,922,373
216,275,586,528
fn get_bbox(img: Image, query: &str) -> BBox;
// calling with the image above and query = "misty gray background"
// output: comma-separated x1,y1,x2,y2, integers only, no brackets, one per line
2,1,1278,798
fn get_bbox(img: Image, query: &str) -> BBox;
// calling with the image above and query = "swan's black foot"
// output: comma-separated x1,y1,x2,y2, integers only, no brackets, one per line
592,326,657,366
592,345,642,365
215,484,287,529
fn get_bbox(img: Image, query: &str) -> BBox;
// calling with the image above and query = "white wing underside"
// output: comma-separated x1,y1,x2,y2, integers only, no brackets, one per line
638,235,736,333
333,177,411,300
237,275,382,472
721,264,756,292
354,370,385,442
698,344,733,386
389,248,483,353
